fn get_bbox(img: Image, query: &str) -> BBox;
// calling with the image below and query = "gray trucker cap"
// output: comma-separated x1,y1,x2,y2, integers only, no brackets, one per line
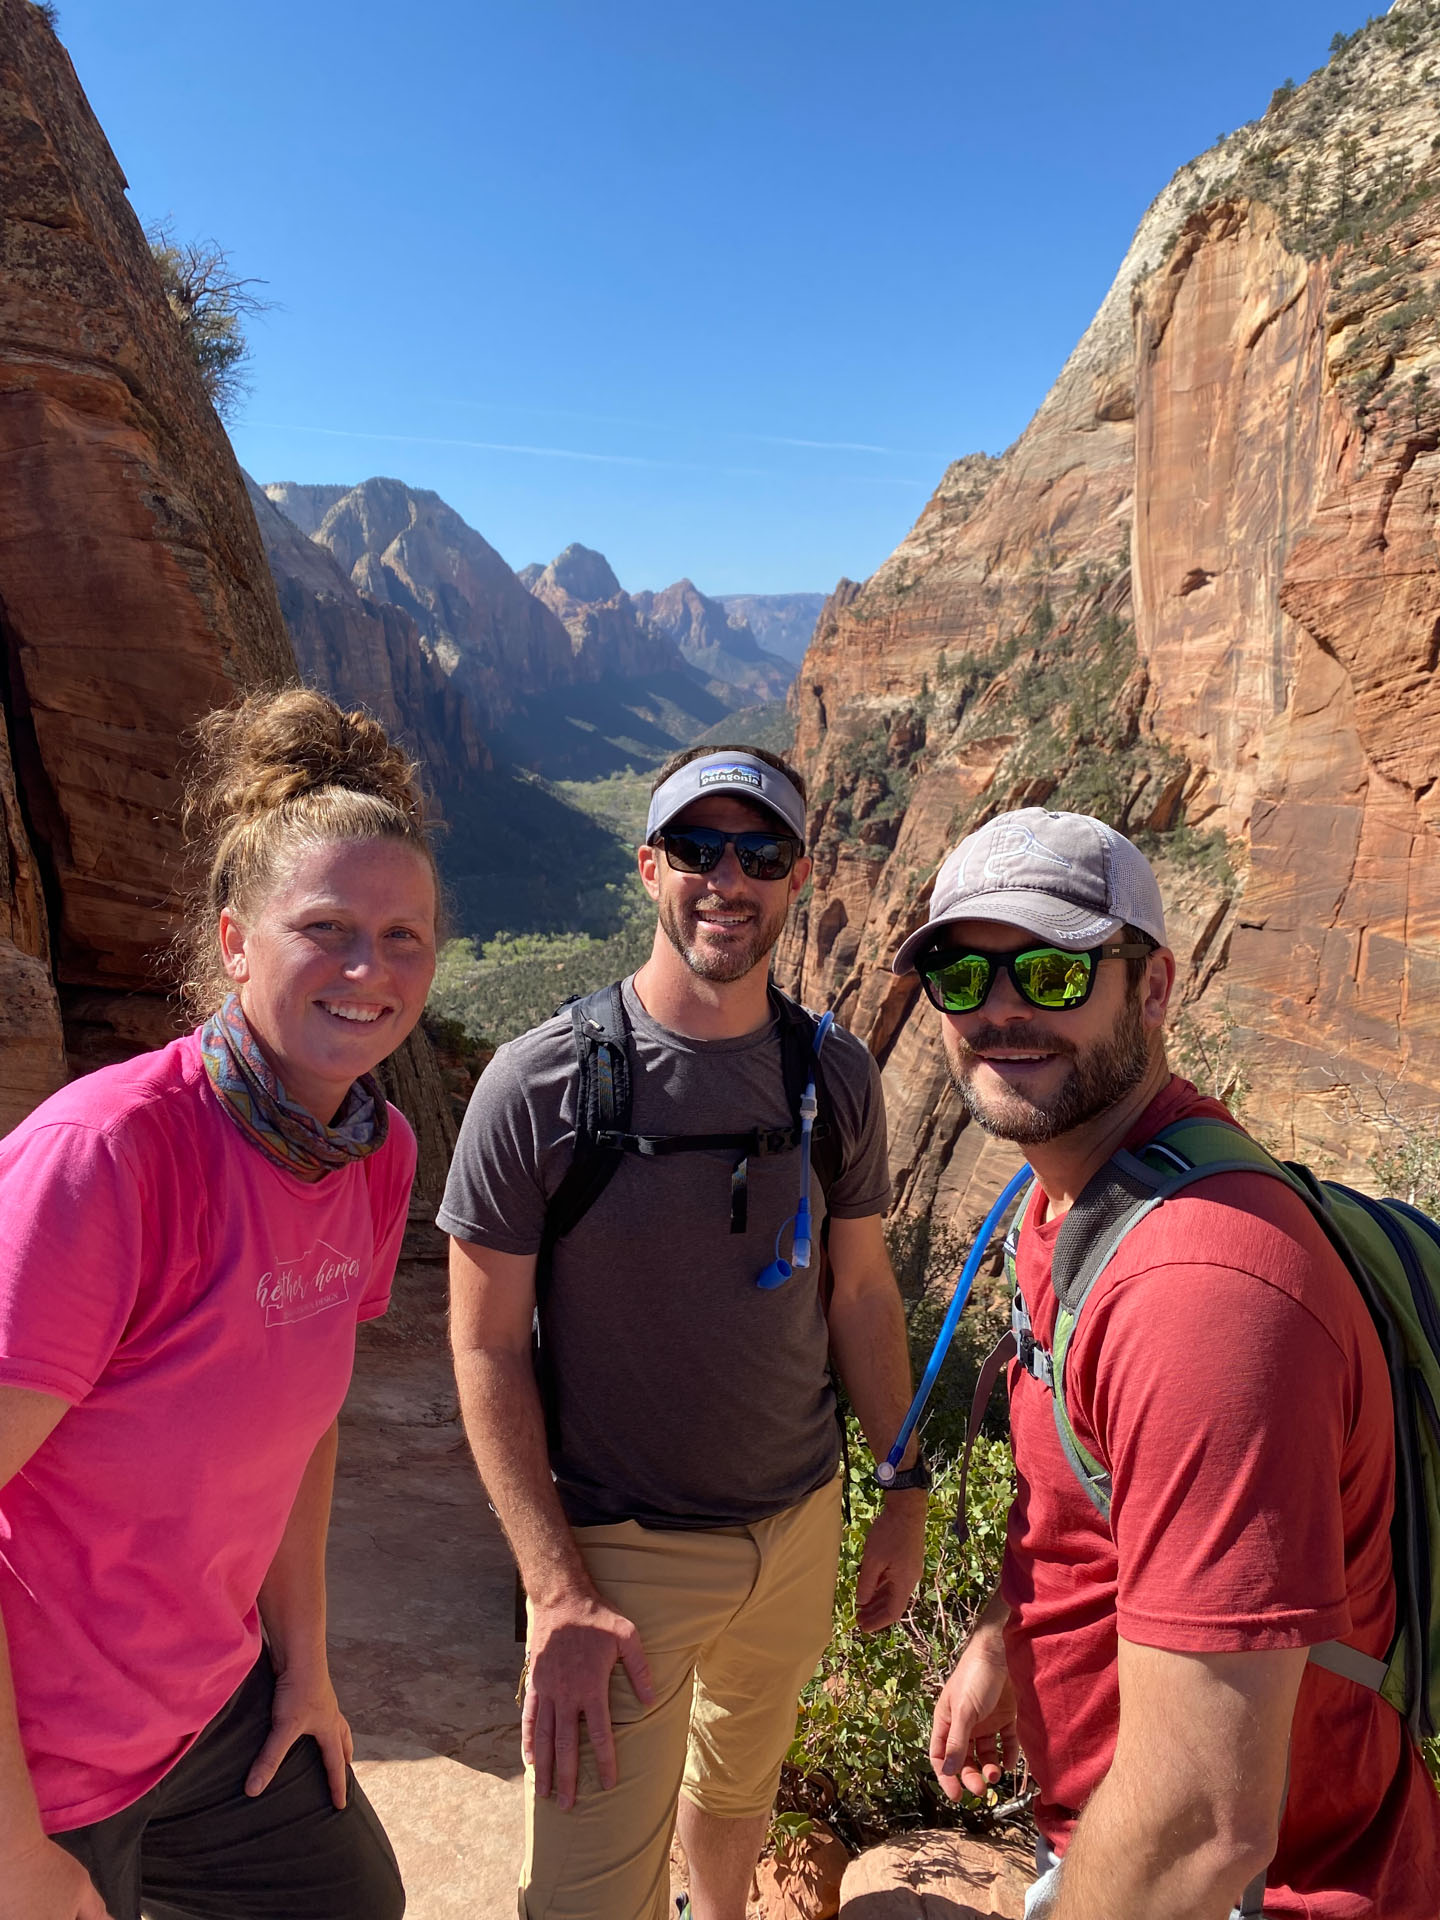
891,807,1168,975
646,751,807,844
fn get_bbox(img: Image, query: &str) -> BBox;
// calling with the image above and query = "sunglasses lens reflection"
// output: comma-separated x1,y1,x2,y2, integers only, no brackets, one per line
922,947,1095,1012
928,954,991,1012
658,830,797,880
661,831,723,873
735,835,793,880
1016,949,1092,1007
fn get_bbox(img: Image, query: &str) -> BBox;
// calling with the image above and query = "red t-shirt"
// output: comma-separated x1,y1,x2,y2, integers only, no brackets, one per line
1003,1077,1440,1916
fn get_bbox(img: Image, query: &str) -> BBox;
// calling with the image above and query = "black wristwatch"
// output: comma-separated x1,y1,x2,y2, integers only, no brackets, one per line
879,1450,932,1493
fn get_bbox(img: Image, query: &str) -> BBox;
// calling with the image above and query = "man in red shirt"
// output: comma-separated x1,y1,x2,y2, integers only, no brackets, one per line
892,808,1440,1920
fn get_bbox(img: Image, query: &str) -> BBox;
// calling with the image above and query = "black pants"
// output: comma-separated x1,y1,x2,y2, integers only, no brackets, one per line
52,1654,405,1920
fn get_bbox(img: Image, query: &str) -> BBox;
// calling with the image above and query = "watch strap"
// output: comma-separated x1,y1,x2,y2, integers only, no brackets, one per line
883,1454,932,1492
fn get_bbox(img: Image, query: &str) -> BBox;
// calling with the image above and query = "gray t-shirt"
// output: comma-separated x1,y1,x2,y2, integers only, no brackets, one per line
437,978,891,1528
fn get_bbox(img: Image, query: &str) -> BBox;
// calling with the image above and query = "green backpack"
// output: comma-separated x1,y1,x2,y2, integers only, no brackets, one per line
973,1115,1440,1748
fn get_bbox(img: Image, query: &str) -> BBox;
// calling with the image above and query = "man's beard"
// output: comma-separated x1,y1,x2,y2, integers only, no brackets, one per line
659,887,790,983
946,990,1151,1145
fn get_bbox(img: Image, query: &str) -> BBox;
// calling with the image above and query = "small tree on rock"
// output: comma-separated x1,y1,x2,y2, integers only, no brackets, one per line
147,225,270,422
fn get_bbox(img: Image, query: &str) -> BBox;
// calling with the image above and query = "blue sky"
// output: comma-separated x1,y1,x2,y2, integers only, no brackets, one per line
57,1,1373,596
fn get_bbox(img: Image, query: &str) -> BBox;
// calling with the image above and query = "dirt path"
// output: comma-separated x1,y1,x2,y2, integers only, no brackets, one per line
327,1253,525,1916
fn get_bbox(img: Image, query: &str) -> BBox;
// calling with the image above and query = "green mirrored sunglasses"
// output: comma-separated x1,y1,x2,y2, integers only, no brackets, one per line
916,941,1152,1014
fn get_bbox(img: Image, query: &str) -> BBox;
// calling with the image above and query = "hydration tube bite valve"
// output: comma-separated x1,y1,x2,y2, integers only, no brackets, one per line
756,1011,835,1290
875,1162,1034,1486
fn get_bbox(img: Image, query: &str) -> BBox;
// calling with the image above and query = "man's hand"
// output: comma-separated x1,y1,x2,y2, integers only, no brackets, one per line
0,1834,113,1920
523,1591,655,1812
854,1491,928,1632
245,1662,353,1810
929,1610,1019,1799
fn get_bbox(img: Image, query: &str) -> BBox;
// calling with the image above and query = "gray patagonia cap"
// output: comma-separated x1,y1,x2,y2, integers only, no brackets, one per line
646,752,807,844
892,807,1167,975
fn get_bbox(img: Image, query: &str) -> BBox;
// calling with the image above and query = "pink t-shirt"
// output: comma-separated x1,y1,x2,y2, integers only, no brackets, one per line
0,1030,416,1831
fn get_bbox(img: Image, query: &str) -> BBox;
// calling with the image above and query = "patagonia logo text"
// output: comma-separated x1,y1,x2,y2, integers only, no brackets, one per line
699,765,762,789
255,1240,361,1328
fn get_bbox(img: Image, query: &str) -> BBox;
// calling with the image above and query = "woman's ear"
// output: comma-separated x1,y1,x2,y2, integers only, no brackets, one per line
218,907,249,984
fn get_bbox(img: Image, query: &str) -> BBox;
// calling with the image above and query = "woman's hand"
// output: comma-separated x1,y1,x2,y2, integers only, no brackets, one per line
244,1661,353,1810
0,1834,113,1920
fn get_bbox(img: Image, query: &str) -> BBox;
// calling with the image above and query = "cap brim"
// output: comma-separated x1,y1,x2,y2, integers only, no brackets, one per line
891,891,1124,975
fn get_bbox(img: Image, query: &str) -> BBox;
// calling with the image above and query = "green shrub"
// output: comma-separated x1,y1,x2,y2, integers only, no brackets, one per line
788,1425,1017,1833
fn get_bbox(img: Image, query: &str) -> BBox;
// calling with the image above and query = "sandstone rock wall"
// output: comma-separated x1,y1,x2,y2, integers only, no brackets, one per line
0,2,455,1199
1134,194,1440,1162
781,2,1440,1221
0,0,291,1077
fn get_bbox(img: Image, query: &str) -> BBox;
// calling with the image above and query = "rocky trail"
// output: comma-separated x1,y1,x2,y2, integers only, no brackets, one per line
327,1240,526,1916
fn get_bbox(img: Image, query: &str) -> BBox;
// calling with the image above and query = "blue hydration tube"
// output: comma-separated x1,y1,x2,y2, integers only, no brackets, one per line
875,1161,1033,1484
756,1010,836,1290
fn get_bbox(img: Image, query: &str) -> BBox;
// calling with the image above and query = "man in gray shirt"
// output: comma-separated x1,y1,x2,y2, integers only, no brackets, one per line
440,745,928,1920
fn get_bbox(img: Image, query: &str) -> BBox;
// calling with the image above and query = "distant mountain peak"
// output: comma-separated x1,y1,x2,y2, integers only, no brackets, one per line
717,592,826,664
263,481,353,538
543,543,622,604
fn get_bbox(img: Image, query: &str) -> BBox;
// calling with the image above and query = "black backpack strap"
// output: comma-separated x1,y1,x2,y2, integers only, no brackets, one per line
537,983,631,1296
772,986,841,1198
771,986,851,1505
594,1124,801,1157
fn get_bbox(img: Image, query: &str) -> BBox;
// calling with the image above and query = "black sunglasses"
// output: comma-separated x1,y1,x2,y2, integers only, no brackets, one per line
916,941,1152,1014
652,826,803,882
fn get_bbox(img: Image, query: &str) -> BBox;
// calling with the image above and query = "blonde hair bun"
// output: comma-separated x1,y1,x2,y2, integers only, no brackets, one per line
181,686,436,1013
190,687,424,834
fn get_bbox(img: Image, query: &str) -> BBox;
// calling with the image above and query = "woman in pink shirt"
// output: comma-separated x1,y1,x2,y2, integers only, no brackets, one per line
0,689,439,1920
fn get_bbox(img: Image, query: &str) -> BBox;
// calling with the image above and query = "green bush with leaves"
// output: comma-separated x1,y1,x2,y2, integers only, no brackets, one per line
783,1209,1018,1836
788,1425,1015,1834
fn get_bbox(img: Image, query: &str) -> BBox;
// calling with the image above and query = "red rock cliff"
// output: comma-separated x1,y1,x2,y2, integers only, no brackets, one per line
0,1,455,1195
781,2,1440,1220
0,0,290,1100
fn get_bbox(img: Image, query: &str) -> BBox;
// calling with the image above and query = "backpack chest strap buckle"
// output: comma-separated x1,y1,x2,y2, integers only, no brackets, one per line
1011,1294,1055,1390
751,1125,801,1156
1017,1330,1055,1390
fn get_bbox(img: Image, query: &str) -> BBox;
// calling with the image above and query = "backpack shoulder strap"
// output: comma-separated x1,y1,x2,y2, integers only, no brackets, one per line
771,986,842,1197
1045,1121,1311,1520
1054,1121,1314,1314
538,982,631,1278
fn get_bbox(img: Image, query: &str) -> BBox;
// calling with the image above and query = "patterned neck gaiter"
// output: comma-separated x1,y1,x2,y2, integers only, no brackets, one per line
200,992,389,1182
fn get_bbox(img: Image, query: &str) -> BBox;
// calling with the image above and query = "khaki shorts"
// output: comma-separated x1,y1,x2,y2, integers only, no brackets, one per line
520,1472,843,1920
